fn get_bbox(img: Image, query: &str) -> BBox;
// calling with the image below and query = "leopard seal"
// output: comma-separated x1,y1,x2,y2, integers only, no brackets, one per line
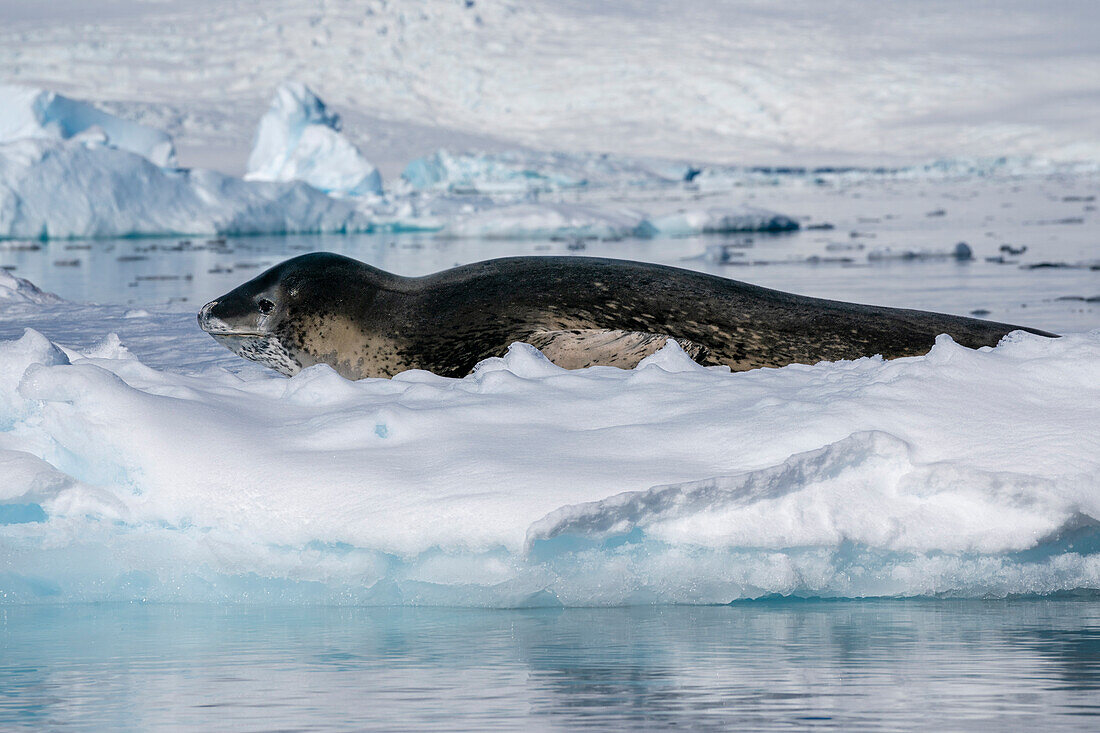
198,252,1055,379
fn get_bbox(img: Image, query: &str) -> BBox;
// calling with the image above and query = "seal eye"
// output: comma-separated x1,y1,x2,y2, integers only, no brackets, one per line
258,298,275,315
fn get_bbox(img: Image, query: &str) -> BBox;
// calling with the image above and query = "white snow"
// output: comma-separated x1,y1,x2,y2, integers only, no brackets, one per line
245,82,383,197
0,84,177,168
0,291,1097,605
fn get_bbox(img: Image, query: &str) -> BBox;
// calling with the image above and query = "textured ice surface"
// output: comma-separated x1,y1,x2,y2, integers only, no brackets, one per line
245,82,382,197
0,285,1097,605
0,84,177,168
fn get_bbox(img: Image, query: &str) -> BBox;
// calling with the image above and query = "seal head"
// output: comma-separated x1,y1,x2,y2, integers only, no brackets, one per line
198,252,395,377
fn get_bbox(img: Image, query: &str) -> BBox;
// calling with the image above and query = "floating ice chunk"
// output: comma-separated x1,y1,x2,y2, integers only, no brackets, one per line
0,84,176,167
640,207,799,237
868,243,973,261
245,82,382,196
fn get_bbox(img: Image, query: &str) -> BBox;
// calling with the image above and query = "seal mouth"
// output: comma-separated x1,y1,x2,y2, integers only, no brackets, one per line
204,330,268,337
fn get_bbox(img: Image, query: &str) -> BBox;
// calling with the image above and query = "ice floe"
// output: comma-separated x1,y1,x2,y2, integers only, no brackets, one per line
245,82,383,197
0,291,1097,605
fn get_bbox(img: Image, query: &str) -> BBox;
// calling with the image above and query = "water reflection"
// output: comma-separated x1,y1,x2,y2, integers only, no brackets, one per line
1,601,1098,730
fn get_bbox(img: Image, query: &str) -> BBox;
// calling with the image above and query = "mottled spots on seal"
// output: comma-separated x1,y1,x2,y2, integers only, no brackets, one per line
199,253,1056,380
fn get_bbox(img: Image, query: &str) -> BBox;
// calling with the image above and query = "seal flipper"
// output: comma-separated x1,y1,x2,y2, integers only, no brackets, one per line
524,329,709,370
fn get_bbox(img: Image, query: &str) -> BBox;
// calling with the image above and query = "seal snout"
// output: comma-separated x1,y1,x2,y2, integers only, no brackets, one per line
198,300,231,334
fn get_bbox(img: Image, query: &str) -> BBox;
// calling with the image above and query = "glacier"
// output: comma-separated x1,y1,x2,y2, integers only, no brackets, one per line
245,82,383,197
0,281,1097,606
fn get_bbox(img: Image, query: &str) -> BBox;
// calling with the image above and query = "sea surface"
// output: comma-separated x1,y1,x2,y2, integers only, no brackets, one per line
1,600,1099,731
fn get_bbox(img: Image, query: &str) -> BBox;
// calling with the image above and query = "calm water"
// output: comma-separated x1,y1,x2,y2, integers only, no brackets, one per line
1,601,1098,731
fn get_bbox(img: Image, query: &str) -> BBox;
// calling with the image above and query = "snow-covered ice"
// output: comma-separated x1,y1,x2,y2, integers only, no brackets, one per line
245,82,383,197
0,283,1097,605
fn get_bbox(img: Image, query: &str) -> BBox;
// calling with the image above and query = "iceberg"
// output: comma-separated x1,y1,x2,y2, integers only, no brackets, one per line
0,84,177,168
0,138,369,239
245,82,382,197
